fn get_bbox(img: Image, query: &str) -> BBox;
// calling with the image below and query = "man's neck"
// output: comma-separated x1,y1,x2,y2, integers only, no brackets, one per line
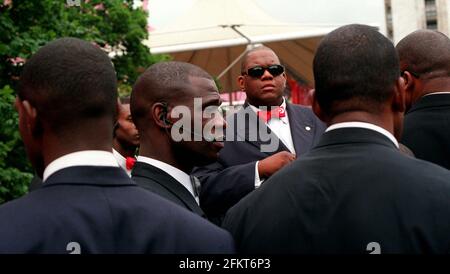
247,97,284,108
139,142,192,174
112,139,136,158
421,77,450,97
328,111,395,137
41,134,113,178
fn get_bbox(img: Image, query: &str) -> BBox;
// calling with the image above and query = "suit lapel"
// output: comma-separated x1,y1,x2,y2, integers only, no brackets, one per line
285,103,315,155
234,103,289,156
132,162,205,216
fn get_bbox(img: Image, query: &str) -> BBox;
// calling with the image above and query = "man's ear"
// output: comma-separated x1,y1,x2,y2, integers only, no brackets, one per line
152,102,171,129
310,89,328,123
401,71,414,90
114,97,121,126
281,72,287,89
237,75,245,91
16,98,40,137
400,71,417,110
393,76,406,113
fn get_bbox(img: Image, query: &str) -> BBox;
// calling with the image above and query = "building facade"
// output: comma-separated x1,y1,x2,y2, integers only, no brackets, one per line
386,0,450,43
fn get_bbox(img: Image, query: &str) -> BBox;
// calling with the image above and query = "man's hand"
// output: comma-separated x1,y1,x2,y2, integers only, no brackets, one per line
258,151,296,179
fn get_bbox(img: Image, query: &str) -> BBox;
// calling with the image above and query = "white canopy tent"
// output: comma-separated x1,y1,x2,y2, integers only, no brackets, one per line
145,0,341,94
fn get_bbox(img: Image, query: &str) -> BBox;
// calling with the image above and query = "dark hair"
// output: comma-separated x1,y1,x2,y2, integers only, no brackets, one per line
131,61,213,129
18,37,118,133
313,24,400,115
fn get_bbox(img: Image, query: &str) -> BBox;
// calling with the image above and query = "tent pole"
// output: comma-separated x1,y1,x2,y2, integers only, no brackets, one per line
217,24,255,80
217,25,260,106
217,47,249,80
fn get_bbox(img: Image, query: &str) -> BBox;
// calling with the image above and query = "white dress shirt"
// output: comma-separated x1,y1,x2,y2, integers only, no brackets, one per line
43,150,119,182
326,121,399,148
136,156,199,204
249,98,296,188
112,148,132,177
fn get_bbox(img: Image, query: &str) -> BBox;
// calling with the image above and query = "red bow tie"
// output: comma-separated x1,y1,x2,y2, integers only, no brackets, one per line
257,106,286,122
126,157,136,170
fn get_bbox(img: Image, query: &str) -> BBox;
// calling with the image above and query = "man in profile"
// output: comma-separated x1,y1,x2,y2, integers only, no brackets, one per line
0,38,234,254
131,61,226,218
397,30,450,169
223,25,450,254
113,96,139,176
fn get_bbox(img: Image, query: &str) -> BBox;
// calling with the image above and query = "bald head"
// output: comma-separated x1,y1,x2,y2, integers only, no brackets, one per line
313,24,400,116
131,61,213,129
18,37,118,134
240,46,280,74
397,30,450,80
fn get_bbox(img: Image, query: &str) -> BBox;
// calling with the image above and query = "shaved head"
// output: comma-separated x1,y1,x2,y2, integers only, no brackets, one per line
18,37,118,134
313,24,400,116
240,46,279,74
131,61,213,129
397,30,450,79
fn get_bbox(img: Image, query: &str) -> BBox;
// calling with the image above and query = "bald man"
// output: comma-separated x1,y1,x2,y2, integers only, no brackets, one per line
193,46,325,222
131,61,226,218
223,24,450,254
0,38,234,253
397,30,450,169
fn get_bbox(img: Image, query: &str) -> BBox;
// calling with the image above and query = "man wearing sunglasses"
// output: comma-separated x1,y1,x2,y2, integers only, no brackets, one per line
193,46,325,223
396,30,450,169
223,24,450,254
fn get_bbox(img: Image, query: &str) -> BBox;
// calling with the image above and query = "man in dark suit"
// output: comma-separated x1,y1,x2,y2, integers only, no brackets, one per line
222,24,450,254
397,30,450,169
130,61,226,218
0,38,234,253
193,46,325,220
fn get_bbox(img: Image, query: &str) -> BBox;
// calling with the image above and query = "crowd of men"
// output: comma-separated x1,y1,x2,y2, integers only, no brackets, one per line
0,24,449,254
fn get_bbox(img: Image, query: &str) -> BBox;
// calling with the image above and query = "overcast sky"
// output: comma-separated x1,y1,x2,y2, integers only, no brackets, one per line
148,0,386,34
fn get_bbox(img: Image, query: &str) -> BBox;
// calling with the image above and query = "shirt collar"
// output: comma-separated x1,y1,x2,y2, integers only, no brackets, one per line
136,156,195,198
112,149,126,168
423,91,450,97
43,150,119,182
248,97,289,123
326,122,399,148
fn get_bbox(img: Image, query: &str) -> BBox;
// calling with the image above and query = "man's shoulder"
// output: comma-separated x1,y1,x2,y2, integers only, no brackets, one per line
0,181,230,232
399,154,450,180
287,103,318,119
0,185,234,253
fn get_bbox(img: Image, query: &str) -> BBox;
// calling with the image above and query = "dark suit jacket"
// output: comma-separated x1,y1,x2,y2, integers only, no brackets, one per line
0,166,234,253
401,93,450,169
193,102,325,218
223,128,450,254
132,162,205,217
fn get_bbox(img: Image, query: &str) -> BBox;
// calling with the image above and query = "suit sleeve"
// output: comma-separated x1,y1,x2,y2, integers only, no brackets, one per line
192,160,257,218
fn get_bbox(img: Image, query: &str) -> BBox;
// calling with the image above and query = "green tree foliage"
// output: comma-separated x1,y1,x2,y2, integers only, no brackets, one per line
0,85,32,204
0,0,167,203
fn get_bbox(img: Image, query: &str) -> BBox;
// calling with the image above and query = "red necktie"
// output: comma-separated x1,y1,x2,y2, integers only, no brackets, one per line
257,106,286,122
126,157,136,170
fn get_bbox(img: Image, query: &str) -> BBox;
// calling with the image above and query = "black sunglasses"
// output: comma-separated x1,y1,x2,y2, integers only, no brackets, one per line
243,64,285,78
